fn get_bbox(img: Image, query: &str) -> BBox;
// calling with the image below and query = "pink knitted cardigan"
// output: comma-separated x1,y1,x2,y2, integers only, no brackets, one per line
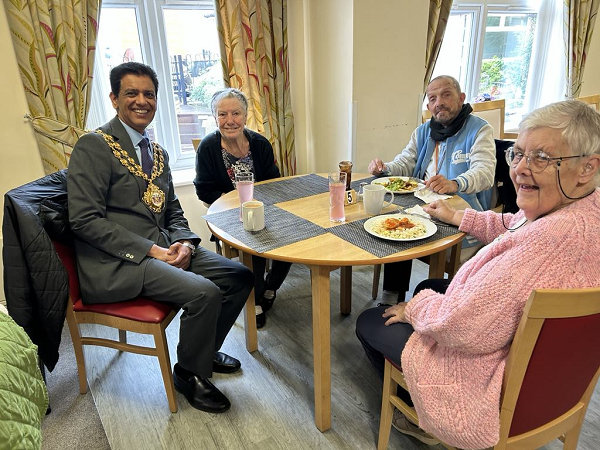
402,189,600,450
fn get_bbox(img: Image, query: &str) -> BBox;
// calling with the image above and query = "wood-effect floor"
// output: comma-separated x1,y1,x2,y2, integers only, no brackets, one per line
79,262,600,450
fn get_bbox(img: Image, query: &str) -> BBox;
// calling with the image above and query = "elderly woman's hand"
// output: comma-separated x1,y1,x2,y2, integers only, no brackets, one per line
382,303,408,326
423,200,464,226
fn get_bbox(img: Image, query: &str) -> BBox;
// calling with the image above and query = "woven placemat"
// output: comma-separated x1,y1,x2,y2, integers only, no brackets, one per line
326,213,461,258
350,176,376,191
204,205,327,253
253,174,329,205
349,177,425,209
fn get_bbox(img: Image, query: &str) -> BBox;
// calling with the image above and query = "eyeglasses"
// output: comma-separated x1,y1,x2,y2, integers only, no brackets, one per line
505,147,585,173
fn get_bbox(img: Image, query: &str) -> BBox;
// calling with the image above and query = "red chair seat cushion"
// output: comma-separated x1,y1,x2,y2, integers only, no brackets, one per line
73,297,176,323
385,356,403,372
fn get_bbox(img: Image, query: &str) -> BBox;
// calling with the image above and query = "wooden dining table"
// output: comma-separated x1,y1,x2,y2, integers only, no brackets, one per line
205,173,468,432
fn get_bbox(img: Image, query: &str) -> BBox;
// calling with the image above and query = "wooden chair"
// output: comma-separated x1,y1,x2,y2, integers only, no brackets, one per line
191,137,201,151
575,94,600,112
52,240,180,413
377,287,600,450
423,98,516,139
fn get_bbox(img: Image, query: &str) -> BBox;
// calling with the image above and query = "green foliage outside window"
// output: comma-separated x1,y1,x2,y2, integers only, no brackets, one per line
188,64,222,110
479,56,504,94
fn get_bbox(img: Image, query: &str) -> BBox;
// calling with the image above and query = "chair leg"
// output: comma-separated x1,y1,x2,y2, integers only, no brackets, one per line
446,244,461,279
372,264,382,299
65,307,88,394
378,359,395,450
118,329,127,346
153,325,178,413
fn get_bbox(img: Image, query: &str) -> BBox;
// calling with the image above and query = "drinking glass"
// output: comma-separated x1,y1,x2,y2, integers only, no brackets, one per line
235,172,254,220
328,172,347,223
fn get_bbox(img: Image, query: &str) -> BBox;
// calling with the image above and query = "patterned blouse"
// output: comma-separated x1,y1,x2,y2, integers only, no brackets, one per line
221,148,255,187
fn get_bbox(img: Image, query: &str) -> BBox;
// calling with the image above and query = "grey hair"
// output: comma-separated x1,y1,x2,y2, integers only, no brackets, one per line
519,100,600,157
427,75,462,95
519,100,600,185
210,88,248,116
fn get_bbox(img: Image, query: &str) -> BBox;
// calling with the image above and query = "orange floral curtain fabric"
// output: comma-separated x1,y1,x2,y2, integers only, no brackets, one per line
424,0,453,92
5,0,100,173
215,0,295,176
564,0,599,98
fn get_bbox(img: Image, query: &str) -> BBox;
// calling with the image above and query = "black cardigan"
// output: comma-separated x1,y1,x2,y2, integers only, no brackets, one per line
193,129,280,204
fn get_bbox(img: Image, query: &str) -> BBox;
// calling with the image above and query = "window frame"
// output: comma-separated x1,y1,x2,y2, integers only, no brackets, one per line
449,1,539,105
88,0,219,168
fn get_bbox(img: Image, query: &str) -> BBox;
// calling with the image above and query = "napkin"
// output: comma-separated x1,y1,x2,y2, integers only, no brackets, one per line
414,188,452,204
404,205,430,218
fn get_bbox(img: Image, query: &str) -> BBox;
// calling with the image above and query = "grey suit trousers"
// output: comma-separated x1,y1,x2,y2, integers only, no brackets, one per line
140,246,253,378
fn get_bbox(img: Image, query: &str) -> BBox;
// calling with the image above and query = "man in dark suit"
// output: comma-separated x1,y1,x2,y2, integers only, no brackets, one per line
68,62,253,413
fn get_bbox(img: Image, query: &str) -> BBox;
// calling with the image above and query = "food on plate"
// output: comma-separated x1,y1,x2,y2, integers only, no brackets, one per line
382,217,415,230
371,216,427,239
377,177,419,192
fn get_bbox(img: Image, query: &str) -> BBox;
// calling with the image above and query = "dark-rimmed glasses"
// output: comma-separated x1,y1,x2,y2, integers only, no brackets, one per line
505,147,585,173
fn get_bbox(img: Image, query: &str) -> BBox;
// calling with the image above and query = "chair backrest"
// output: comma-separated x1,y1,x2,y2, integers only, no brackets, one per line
499,288,600,441
493,139,518,213
191,138,201,151
575,94,600,112
51,240,81,303
422,99,506,139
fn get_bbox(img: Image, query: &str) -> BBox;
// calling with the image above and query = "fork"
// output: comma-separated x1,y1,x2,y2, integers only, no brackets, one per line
395,205,450,226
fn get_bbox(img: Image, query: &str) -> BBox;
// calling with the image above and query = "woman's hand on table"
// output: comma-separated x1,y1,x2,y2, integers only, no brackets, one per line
423,200,464,226
382,303,408,326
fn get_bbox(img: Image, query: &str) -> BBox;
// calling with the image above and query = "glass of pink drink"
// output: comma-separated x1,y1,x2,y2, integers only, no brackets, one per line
235,172,254,220
328,172,347,223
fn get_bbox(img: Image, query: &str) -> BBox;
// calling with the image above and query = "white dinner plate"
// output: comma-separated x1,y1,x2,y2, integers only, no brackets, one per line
371,176,425,194
364,213,437,242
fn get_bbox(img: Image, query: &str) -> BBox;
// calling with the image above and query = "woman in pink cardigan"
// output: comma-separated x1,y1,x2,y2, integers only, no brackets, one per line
356,100,600,450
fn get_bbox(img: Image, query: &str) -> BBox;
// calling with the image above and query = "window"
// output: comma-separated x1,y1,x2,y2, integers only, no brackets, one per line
431,0,561,131
87,0,223,171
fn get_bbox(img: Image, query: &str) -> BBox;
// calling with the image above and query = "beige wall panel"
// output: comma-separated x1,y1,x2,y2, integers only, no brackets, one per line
352,0,428,173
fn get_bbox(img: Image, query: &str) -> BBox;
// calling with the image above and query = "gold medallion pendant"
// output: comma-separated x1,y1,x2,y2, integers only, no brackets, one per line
143,182,166,213
96,130,166,213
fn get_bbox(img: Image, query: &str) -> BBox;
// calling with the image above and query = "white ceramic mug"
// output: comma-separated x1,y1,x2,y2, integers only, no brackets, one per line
242,200,265,231
363,184,394,215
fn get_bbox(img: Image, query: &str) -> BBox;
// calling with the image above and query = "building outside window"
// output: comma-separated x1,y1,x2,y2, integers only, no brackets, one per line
431,0,562,131
87,0,223,171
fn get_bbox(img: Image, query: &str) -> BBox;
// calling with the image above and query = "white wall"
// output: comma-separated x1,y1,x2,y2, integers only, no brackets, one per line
352,0,427,172
288,0,428,175
289,0,354,174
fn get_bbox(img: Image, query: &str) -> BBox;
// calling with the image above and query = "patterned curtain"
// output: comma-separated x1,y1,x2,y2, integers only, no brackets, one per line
215,0,295,176
564,0,599,98
424,0,453,92
5,0,100,173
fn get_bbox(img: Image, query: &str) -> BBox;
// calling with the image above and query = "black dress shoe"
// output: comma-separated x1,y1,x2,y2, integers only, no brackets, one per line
173,365,230,413
256,310,266,329
213,351,241,374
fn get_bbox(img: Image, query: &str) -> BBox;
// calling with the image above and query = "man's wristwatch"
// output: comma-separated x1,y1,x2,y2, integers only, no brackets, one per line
181,241,196,256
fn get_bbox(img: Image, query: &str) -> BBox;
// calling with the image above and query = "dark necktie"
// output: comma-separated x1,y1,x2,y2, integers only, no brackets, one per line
139,138,153,177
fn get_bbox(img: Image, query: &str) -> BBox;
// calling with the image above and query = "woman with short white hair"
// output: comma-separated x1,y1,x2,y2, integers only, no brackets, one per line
356,100,600,450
